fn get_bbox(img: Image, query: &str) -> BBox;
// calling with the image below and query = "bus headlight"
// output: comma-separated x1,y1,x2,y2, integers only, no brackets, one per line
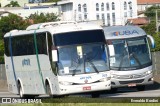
144,71,152,76
59,81,73,85
111,74,117,78
99,77,111,82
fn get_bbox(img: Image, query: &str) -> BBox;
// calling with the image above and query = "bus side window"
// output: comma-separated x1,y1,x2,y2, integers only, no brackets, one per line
47,32,57,75
36,33,47,55
4,38,10,56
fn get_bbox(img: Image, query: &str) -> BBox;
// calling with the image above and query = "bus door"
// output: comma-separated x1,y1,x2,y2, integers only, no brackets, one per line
47,32,57,75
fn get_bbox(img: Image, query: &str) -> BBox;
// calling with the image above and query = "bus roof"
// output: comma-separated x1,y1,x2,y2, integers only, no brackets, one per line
103,25,147,40
4,21,102,37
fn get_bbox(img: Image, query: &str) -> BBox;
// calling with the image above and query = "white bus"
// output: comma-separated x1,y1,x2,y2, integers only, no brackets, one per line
103,25,155,91
4,21,111,98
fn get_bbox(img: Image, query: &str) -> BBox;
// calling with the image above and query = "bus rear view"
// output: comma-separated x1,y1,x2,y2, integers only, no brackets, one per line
103,25,155,91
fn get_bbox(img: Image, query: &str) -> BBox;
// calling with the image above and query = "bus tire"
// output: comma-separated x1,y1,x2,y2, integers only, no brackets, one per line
110,88,118,93
137,85,145,91
18,83,37,98
18,83,24,98
46,83,52,97
91,92,100,98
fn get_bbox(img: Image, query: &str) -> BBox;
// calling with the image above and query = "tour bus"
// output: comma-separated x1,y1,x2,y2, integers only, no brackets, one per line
103,25,155,91
4,21,111,98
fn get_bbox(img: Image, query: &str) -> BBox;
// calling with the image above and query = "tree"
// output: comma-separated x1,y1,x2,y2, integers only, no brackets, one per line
151,33,160,52
5,1,20,7
27,12,60,24
145,6,160,18
0,14,30,37
141,6,160,52
0,14,30,63
0,40,4,63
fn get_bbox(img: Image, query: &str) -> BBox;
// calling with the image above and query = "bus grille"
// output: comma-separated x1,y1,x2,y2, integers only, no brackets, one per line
117,74,145,79
119,79,144,84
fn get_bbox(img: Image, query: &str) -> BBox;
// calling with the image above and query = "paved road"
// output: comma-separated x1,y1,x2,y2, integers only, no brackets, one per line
0,85,160,98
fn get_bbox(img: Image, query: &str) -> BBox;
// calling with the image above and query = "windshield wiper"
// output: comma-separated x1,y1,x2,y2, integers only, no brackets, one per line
129,52,142,68
72,56,81,76
118,52,142,71
87,60,99,73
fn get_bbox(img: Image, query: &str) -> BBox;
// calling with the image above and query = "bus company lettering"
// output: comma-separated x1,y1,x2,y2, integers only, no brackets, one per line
22,58,30,66
113,30,139,36
80,76,92,80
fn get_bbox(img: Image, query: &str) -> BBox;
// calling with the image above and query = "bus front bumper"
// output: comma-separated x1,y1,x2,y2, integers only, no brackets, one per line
111,73,154,88
57,81,111,95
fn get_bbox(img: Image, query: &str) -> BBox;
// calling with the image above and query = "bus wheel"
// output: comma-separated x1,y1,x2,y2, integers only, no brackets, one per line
91,92,100,98
137,85,145,91
46,84,52,97
18,84,24,98
110,88,118,93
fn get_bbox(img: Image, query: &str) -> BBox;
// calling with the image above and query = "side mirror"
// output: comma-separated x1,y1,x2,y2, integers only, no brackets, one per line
52,50,58,62
147,35,155,49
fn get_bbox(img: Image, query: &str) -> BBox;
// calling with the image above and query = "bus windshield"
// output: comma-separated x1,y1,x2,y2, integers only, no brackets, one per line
108,37,152,71
53,30,105,46
57,43,109,75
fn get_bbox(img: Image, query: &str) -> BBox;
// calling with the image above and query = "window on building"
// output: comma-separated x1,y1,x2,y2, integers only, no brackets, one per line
102,13,105,24
78,4,81,12
112,12,116,25
112,2,115,10
124,2,127,10
129,11,133,17
96,14,100,20
78,14,82,20
107,13,110,26
102,13,105,20
84,14,87,20
128,1,132,10
101,3,104,11
124,12,127,17
83,4,87,12
106,3,109,11
96,3,99,11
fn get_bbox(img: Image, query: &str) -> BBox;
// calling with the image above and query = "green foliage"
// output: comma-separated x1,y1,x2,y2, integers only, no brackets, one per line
5,1,20,7
27,12,60,24
151,33,160,52
0,40,4,63
141,22,156,35
142,5,160,52
0,14,29,37
144,6,160,18
0,14,30,63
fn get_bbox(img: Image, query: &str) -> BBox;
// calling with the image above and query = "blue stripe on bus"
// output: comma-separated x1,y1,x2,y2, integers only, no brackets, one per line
33,30,46,93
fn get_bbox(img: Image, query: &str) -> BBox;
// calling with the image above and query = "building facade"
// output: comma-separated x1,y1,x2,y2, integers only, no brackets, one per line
58,0,138,26
1,5,59,19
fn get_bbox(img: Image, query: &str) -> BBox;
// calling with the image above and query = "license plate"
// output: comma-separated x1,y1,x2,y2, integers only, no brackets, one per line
83,86,91,90
128,83,136,87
